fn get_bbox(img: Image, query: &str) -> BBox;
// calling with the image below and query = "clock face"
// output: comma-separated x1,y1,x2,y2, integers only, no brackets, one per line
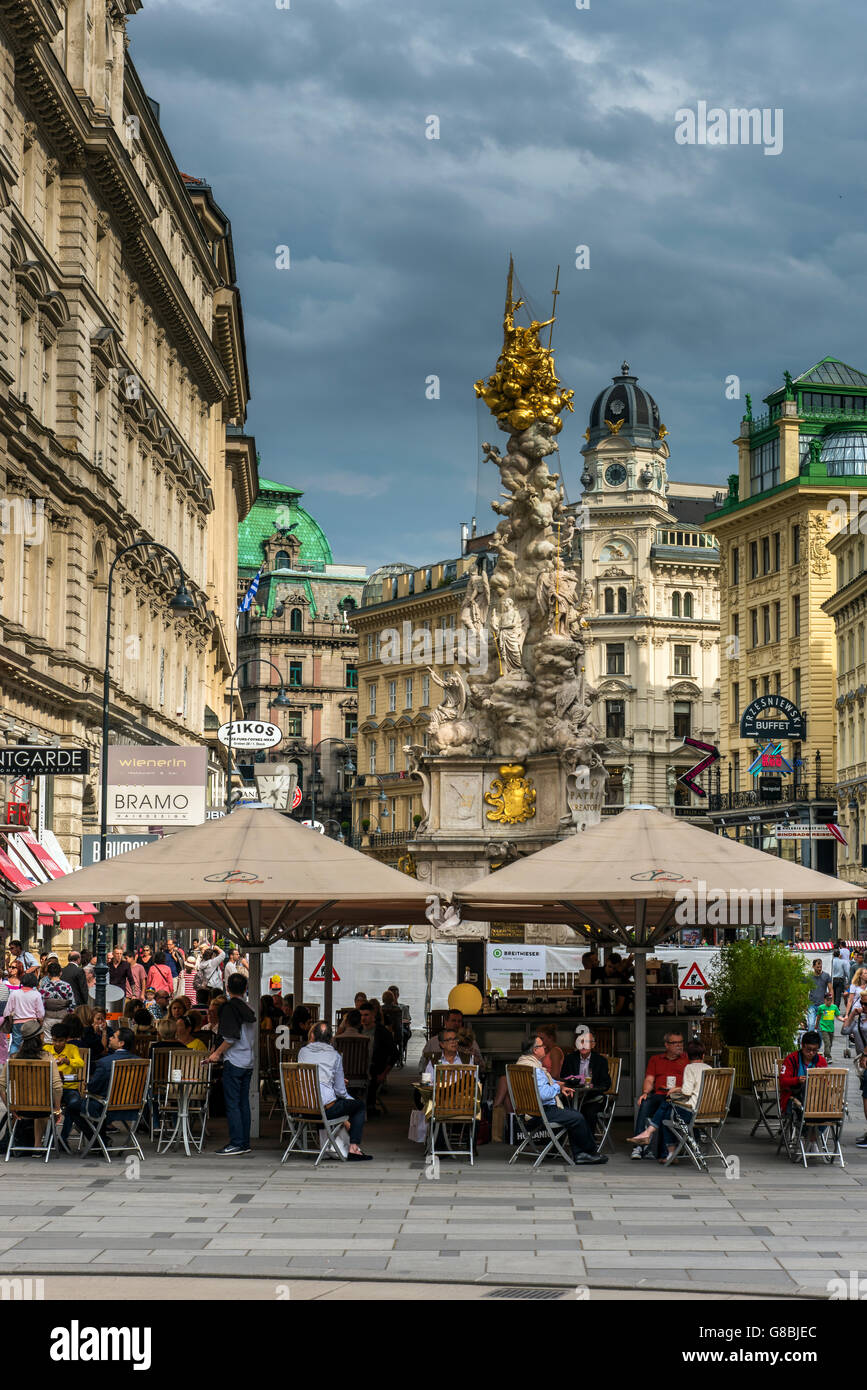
604,463,627,486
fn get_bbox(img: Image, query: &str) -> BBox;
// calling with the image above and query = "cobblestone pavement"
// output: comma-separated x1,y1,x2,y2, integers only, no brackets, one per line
2,1041,863,1299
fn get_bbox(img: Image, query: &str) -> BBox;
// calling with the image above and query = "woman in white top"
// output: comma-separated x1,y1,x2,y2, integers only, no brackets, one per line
629,1041,711,1162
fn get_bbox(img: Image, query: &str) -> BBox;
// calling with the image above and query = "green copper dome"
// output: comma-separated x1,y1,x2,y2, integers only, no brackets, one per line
238,478,334,574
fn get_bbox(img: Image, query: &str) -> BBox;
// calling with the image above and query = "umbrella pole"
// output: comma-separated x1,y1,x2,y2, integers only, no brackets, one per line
634,948,647,1110
323,939,334,1024
248,948,262,1140
293,944,305,1012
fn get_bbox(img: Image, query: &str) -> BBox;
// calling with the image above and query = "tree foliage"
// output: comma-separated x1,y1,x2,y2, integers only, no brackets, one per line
709,939,811,1050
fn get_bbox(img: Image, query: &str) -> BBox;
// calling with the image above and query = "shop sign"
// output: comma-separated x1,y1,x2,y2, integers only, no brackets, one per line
107,746,207,827
740,696,806,741
0,747,89,776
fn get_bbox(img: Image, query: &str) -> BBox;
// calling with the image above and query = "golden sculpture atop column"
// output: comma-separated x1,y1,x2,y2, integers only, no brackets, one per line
474,258,574,434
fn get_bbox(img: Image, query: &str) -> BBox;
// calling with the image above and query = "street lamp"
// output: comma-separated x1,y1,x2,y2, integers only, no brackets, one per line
225,659,294,811
98,540,199,1011
307,737,355,824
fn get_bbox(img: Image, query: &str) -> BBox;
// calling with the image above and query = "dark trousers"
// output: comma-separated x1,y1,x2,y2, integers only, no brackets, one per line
222,1060,253,1148
635,1092,666,1157
653,1100,693,1149
834,979,845,1009
542,1103,596,1158
325,1095,365,1146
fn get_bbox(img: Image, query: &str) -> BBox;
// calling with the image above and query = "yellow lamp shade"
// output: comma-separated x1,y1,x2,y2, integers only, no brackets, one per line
448,983,483,1016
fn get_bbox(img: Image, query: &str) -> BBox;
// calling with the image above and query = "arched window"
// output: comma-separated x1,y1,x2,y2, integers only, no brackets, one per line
617,587,627,614
604,587,615,614
672,592,681,617
290,608,302,632
275,550,291,569
683,593,693,618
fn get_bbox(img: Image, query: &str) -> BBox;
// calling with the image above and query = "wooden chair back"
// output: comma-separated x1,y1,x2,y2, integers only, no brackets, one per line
693,1067,735,1124
505,1064,543,1119
432,1065,478,1121
334,1036,369,1084
697,1018,723,1061
149,1046,175,1089
592,1027,614,1057
166,1048,209,1103
749,1045,781,1094
280,1062,322,1116
301,1002,320,1025
104,1058,150,1113
6,1060,53,1113
133,1032,156,1059
803,1067,847,1121
260,1029,277,1071
602,1055,621,1097
428,1009,449,1039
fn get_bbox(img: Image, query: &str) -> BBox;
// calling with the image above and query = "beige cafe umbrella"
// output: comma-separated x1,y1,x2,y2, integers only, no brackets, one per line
16,806,442,1135
453,805,856,1099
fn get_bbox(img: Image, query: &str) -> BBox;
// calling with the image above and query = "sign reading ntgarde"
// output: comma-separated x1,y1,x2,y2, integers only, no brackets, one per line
0,747,89,776
217,721,283,751
739,696,806,741
106,746,207,826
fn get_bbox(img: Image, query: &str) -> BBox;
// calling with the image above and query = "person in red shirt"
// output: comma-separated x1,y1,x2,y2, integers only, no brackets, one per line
778,1031,827,1113
124,951,146,1001
629,1031,687,1160
146,952,174,995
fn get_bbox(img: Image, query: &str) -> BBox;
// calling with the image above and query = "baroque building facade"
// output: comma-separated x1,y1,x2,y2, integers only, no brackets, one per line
236,478,366,829
0,0,256,890
576,364,722,810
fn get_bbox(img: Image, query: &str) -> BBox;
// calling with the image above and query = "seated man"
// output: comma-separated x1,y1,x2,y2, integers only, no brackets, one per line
337,1008,364,1038
421,1010,483,1068
298,1020,372,1160
779,1030,830,1154
631,1031,687,1160
629,1041,710,1161
61,1026,140,1148
360,1002,399,1116
560,1028,611,1138
516,1035,607,1164
421,1026,470,1084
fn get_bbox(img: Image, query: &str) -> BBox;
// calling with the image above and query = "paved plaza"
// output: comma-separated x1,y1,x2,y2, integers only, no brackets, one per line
2,1041,865,1300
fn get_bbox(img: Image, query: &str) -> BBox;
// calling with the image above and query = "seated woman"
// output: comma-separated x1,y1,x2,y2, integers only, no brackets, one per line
536,1026,564,1080
168,997,190,1023
174,1013,206,1052
0,1020,62,1152
76,1006,114,1061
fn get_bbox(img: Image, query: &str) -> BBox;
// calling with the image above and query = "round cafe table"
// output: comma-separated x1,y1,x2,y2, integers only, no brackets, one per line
157,1068,212,1157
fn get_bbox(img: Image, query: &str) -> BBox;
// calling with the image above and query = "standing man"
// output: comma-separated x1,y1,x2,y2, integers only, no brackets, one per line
107,946,134,997
207,973,256,1156
164,935,186,993
8,940,38,972
831,948,848,1011
60,950,89,1008
806,958,832,1031
123,950,146,1001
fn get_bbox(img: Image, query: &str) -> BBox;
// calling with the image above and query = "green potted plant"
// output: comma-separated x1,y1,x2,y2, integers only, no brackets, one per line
709,939,811,1088
341,820,351,837
413,813,422,828
361,817,370,843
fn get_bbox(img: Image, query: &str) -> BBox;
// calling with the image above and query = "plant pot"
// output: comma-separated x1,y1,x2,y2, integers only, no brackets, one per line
723,1044,750,1090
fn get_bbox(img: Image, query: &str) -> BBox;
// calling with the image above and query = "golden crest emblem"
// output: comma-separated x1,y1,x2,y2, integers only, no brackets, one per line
397,852,418,878
484,764,537,824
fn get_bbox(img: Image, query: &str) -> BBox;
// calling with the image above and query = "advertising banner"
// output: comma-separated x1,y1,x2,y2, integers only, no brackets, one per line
486,943,546,991
106,746,207,826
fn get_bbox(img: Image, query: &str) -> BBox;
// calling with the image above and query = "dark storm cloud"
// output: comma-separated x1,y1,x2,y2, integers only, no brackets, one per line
132,0,867,567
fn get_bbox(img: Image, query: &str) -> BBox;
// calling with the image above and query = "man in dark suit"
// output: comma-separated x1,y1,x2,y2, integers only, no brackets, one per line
560,1028,611,1139
360,1003,399,1116
60,1027,140,1149
60,950,89,1007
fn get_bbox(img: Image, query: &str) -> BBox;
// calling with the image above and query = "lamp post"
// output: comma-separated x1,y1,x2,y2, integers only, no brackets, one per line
224,659,293,812
307,737,355,824
98,540,198,1011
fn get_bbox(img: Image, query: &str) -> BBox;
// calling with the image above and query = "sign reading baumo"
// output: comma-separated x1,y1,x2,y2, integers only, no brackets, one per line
106,746,207,827
739,696,806,741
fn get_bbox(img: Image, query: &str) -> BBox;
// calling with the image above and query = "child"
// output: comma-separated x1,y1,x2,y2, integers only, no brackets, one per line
818,989,840,1059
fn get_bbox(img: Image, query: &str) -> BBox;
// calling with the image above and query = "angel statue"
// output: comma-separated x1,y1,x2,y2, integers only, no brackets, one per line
460,560,490,637
428,666,479,754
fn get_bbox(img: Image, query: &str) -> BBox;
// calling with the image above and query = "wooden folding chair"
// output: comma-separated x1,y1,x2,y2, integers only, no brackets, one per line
4,1060,57,1162
591,1027,614,1057
334,1036,370,1097
748,1045,782,1139
132,1032,156,1059
662,1068,735,1172
146,1046,175,1143
429,1065,479,1165
279,1062,348,1166
778,1067,846,1168
505,1064,574,1169
593,1056,621,1153
80,1058,151,1164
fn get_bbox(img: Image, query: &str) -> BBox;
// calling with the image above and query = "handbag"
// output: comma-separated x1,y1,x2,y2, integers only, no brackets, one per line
408,1110,427,1143
318,1125,350,1158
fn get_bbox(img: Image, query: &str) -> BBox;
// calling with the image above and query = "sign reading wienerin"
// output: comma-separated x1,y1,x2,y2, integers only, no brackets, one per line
739,696,806,741
106,746,207,826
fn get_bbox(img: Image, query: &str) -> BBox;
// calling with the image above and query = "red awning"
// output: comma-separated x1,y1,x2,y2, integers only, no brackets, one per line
14,830,97,915
790,941,834,950
0,848,90,930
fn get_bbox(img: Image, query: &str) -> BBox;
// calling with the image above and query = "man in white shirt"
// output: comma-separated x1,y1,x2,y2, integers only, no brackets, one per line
299,1021,372,1160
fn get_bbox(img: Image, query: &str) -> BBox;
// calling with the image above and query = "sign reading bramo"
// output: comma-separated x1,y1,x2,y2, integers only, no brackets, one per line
739,696,806,742
107,746,207,827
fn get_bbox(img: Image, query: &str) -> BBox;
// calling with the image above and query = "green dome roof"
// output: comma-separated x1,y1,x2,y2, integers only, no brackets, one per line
238,478,333,573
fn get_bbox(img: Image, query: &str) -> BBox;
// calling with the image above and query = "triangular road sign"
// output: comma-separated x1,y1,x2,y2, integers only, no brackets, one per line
309,952,340,983
680,960,710,990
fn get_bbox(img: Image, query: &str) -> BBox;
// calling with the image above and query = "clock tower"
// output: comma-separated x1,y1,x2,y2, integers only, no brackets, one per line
571,363,722,811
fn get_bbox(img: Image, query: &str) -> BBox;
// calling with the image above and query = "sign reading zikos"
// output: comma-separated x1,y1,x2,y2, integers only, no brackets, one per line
739,696,806,741
0,747,89,776
217,720,283,751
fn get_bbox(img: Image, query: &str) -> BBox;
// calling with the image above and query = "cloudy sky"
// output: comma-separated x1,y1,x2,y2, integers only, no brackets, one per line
131,0,867,571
